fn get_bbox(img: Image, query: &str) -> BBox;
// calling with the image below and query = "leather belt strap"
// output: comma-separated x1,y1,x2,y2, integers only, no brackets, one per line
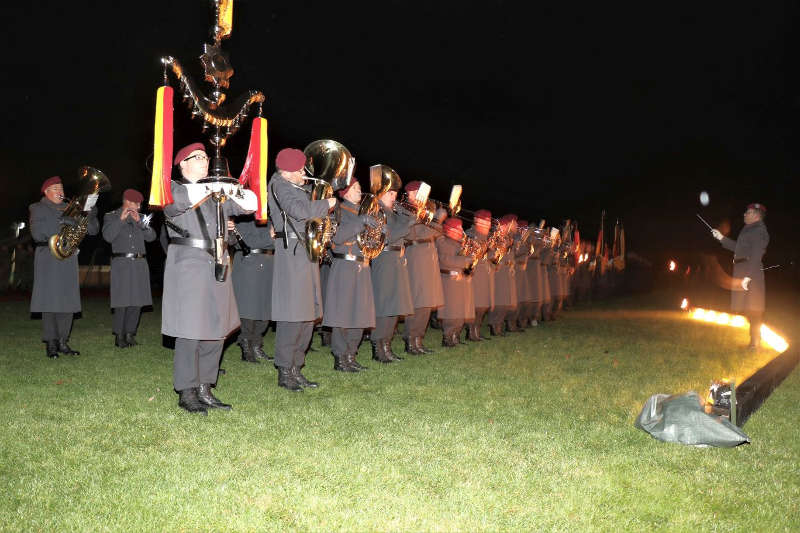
248,249,275,255
331,251,369,266
112,253,146,259
405,237,435,246
34,241,48,247
170,237,213,251
733,257,748,264
274,231,298,240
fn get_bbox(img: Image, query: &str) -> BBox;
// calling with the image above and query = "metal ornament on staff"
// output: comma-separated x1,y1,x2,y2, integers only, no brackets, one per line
147,0,266,282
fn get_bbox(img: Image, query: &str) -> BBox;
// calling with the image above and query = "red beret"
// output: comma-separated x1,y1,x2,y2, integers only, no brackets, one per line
405,180,422,193
747,203,767,214
499,214,518,225
337,181,357,199
41,176,62,193
276,148,306,172
123,189,144,203
173,142,206,166
443,217,463,240
474,209,491,221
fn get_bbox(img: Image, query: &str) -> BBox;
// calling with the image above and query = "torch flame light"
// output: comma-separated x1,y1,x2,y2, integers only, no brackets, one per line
686,306,789,353
680,298,689,310
668,260,676,272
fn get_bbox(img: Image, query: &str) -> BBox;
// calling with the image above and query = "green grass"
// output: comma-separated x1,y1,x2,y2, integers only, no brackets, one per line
1,291,798,531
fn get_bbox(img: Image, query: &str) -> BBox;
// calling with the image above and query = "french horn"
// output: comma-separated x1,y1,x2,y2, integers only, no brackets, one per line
49,166,111,260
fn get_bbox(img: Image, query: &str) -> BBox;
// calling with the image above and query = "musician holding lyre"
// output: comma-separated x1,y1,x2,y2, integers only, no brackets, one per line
29,175,99,359
102,188,155,349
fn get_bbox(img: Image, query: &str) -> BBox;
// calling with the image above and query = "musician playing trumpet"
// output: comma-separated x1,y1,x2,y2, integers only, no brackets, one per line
464,209,494,341
436,218,475,347
102,188,155,348
29,176,99,358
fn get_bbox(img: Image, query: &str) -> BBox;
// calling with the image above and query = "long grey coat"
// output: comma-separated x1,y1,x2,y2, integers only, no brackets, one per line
371,205,415,317
493,243,517,308
721,220,769,312
527,239,544,302
539,246,553,303
29,197,99,313
436,235,475,320
102,208,155,308
513,235,531,304
268,173,330,322
466,227,494,309
161,181,250,340
322,200,376,328
231,216,274,321
404,223,444,309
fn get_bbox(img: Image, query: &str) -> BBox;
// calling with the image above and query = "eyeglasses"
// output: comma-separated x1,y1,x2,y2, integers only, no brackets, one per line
184,154,209,162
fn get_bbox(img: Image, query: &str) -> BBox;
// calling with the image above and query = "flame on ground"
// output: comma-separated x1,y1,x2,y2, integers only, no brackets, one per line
686,306,789,353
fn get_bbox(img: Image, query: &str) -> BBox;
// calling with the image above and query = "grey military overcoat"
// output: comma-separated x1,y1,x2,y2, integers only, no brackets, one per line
539,247,553,303
29,197,99,313
371,205,415,317
404,223,444,309
102,208,155,308
436,235,475,320
231,216,274,321
513,236,531,304
527,240,544,302
268,173,330,322
466,227,494,310
161,181,250,340
322,200,376,328
493,245,517,308
721,220,769,312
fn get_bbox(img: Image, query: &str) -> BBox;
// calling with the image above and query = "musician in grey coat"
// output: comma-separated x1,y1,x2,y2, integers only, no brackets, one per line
712,203,770,349
464,210,493,341
510,221,532,330
162,142,256,414
436,218,474,347
401,181,444,355
370,186,415,362
526,229,546,323
29,176,99,358
488,215,518,335
268,148,337,391
230,215,275,363
539,240,554,320
102,188,155,348
323,181,377,371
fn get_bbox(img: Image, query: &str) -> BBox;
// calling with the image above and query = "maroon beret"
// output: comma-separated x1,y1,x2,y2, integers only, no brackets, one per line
41,176,62,193
337,181,357,199
405,180,422,193
443,217,463,240
123,189,144,203
474,209,491,221
747,203,767,214
275,148,306,172
173,142,206,166
499,214,518,225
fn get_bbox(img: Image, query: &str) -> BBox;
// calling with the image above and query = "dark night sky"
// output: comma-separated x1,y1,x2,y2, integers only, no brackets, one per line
2,1,799,263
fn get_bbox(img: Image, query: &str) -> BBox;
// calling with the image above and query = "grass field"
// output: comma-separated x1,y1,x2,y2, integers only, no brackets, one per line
1,290,798,531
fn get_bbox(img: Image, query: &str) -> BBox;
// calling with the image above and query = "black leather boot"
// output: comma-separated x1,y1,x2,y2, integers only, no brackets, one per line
417,336,435,354
178,388,208,415
46,340,59,359
442,332,457,348
490,324,505,337
467,323,482,342
347,352,367,371
333,353,357,372
124,333,138,346
197,383,232,410
292,366,319,388
57,339,79,355
115,334,129,349
371,340,392,363
404,337,422,355
238,339,259,363
383,339,402,361
252,341,272,360
320,330,331,346
278,367,303,391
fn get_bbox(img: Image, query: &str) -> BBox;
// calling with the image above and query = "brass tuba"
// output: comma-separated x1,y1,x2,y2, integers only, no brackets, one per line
354,164,398,261
49,166,111,260
302,140,354,262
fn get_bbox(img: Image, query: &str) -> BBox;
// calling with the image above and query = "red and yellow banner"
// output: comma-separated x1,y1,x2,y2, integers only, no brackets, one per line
149,85,174,207
239,117,269,221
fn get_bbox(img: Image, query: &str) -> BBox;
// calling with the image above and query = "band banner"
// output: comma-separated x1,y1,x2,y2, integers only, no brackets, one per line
148,85,174,207
239,117,269,221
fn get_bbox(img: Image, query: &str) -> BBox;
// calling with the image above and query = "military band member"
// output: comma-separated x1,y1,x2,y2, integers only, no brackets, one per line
30,176,99,358
162,142,256,414
230,214,275,363
510,220,532,329
464,209,493,341
711,203,769,349
269,148,337,391
543,228,562,320
488,214,517,335
402,181,444,355
323,179,379,371
370,168,415,363
538,230,554,321
526,225,546,324
436,218,474,347
102,188,155,348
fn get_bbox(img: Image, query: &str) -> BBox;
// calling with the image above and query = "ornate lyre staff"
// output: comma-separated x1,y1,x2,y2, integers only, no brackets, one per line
148,0,268,281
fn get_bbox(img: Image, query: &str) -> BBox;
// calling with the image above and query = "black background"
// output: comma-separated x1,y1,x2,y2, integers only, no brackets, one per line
2,1,798,266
